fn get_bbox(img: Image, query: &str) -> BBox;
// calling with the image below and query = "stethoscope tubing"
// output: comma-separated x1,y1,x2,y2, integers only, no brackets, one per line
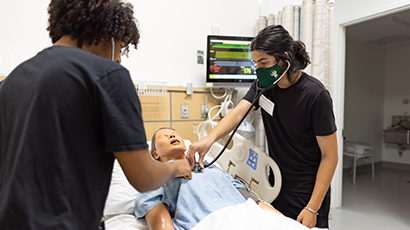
203,61,290,169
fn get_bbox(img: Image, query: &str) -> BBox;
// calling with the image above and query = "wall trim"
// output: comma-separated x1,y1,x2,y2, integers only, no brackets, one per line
382,161,410,171
343,161,410,175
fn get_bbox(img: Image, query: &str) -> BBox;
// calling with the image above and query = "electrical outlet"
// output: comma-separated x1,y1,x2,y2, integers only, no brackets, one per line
200,104,207,118
197,50,204,64
181,104,189,118
193,123,197,135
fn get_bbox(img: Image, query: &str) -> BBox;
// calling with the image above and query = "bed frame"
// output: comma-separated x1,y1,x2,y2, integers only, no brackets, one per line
201,121,282,203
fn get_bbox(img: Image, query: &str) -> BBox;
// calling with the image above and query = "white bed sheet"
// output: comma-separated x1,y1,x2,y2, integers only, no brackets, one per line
105,214,148,230
105,200,328,230
193,199,328,230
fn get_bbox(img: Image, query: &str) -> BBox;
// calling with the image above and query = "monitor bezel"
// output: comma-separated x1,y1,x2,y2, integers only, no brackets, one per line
206,35,256,87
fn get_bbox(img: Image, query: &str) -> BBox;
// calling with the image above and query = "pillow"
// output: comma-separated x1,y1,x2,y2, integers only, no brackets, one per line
104,159,139,218
104,140,192,218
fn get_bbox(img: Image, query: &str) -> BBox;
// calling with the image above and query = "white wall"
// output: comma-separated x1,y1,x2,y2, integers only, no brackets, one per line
0,0,51,76
127,0,259,88
343,41,385,169
0,0,259,90
383,45,410,164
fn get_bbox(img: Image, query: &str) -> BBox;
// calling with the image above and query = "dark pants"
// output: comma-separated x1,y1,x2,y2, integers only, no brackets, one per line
271,188,331,228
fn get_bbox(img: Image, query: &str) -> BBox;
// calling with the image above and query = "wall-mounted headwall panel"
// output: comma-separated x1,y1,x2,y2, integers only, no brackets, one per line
139,87,232,142
139,94,171,121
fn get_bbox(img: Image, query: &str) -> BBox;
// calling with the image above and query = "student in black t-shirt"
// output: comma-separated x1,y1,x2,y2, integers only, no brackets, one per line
187,25,338,229
0,0,191,229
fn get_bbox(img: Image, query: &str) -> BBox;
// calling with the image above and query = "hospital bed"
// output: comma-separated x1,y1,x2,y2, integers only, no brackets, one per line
103,135,327,230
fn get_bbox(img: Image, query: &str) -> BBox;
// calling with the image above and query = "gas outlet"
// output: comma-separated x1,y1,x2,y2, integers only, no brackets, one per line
181,104,189,118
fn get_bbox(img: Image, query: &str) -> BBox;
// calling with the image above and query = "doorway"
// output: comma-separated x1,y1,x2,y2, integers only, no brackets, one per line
332,6,410,208
333,7,410,218
343,9,410,180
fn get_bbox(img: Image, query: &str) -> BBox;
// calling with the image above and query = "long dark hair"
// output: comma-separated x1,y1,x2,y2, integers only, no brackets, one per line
251,25,310,82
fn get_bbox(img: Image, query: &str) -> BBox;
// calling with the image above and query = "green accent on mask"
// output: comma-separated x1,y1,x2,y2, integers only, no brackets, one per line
256,64,283,88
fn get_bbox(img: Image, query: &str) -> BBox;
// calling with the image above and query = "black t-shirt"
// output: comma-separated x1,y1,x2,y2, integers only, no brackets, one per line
0,46,148,229
243,73,336,195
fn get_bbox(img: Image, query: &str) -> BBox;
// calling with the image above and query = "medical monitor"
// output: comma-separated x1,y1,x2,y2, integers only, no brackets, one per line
206,35,256,88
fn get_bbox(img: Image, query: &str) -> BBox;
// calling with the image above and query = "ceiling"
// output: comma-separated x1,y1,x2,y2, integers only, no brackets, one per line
346,9,410,49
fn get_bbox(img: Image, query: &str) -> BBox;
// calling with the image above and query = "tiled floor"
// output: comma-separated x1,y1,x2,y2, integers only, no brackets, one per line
329,167,410,230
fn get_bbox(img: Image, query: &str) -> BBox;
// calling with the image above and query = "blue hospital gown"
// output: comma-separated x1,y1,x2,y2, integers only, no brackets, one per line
134,165,247,230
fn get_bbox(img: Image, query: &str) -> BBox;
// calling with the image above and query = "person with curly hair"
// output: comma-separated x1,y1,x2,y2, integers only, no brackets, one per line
0,0,191,229
187,25,338,229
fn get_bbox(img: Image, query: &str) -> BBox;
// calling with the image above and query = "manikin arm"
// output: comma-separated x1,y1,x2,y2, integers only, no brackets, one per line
145,203,175,230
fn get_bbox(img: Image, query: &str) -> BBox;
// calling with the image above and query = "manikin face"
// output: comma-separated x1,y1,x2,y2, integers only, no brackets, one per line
152,129,186,162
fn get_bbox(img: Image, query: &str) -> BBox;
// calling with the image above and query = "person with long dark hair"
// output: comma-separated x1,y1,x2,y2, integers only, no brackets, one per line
187,25,337,228
0,1,191,229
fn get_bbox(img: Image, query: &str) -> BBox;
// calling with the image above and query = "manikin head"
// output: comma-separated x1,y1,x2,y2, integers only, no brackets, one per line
151,128,187,163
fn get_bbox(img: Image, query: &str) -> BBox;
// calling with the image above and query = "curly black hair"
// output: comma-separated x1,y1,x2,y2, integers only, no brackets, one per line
47,0,140,56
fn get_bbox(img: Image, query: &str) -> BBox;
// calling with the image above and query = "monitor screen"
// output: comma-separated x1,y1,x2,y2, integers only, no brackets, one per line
206,35,256,88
